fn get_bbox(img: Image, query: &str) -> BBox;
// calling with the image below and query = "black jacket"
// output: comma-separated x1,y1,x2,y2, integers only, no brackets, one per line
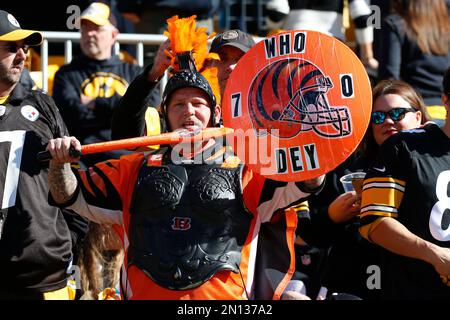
53,54,142,143
296,153,382,299
111,64,162,140
0,84,87,294
378,14,450,106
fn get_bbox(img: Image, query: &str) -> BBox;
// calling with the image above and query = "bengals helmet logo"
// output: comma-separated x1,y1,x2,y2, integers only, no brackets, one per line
248,58,352,139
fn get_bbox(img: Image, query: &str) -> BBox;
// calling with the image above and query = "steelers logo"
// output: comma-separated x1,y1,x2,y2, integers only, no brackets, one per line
222,30,239,40
21,105,39,122
7,14,21,28
81,72,129,98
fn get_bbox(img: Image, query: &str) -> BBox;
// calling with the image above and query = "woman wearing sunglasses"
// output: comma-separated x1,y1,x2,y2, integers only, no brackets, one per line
371,80,429,144
358,72,450,299
300,79,431,300
361,80,431,160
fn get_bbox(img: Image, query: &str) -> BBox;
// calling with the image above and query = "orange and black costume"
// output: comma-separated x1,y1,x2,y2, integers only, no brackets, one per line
52,140,321,299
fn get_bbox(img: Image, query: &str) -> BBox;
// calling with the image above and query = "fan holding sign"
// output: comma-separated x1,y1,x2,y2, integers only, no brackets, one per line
44,23,371,299
43,18,326,300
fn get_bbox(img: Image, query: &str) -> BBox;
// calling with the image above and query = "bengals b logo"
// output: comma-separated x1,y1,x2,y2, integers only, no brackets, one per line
172,217,191,231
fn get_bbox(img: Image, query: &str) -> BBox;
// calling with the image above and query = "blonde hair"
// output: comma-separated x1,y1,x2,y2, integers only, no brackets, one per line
78,223,123,299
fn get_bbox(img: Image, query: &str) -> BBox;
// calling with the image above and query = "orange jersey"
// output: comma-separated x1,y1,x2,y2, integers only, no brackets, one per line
67,148,317,300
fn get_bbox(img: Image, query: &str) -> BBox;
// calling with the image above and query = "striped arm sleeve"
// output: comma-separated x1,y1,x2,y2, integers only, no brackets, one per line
243,170,317,223
68,161,124,225
359,176,405,240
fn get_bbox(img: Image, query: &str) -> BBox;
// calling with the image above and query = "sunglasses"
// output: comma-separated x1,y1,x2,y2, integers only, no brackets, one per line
371,107,417,125
0,43,30,54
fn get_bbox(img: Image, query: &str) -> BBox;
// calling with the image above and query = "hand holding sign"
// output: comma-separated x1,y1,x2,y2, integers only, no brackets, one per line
222,30,372,182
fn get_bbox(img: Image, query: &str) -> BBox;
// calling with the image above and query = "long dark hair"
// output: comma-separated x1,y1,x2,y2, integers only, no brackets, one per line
359,79,430,159
392,0,450,55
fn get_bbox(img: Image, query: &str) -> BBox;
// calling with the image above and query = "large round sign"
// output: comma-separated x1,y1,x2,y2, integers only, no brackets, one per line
222,30,372,182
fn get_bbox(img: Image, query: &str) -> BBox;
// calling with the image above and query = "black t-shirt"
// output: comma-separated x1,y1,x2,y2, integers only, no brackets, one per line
0,84,73,292
361,123,450,299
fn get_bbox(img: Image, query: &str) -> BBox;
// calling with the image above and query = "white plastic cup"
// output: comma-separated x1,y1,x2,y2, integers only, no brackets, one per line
339,172,366,193
284,280,307,296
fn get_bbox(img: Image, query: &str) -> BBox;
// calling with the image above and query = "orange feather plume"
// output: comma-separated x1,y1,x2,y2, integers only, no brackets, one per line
200,66,221,104
164,15,217,72
164,15,221,104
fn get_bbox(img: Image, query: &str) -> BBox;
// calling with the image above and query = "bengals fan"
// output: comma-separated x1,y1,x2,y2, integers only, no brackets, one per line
46,62,325,299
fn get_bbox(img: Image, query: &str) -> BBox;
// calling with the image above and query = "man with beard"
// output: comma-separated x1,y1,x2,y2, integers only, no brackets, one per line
0,9,87,299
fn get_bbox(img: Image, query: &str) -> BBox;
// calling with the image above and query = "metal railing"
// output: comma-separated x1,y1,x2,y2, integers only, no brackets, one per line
221,0,269,32
38,31,264,94
39,31,168,93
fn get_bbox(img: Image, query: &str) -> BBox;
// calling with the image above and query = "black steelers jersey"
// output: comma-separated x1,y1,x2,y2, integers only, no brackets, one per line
360,123,450,299
0,84,73,292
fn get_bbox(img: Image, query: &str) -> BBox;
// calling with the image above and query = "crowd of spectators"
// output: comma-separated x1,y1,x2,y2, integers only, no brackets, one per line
1,0,449,300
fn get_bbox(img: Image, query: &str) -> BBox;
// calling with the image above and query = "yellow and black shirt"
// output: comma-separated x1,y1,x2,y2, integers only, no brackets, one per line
52,54,159,143
359,123,450,299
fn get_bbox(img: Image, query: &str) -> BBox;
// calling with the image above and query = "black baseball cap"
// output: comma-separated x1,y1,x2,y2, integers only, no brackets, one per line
210,29,255,54
0,10,43,45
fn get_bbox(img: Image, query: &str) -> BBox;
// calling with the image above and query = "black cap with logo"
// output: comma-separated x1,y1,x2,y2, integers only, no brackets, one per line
210,29,255,54
0,10,43,45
